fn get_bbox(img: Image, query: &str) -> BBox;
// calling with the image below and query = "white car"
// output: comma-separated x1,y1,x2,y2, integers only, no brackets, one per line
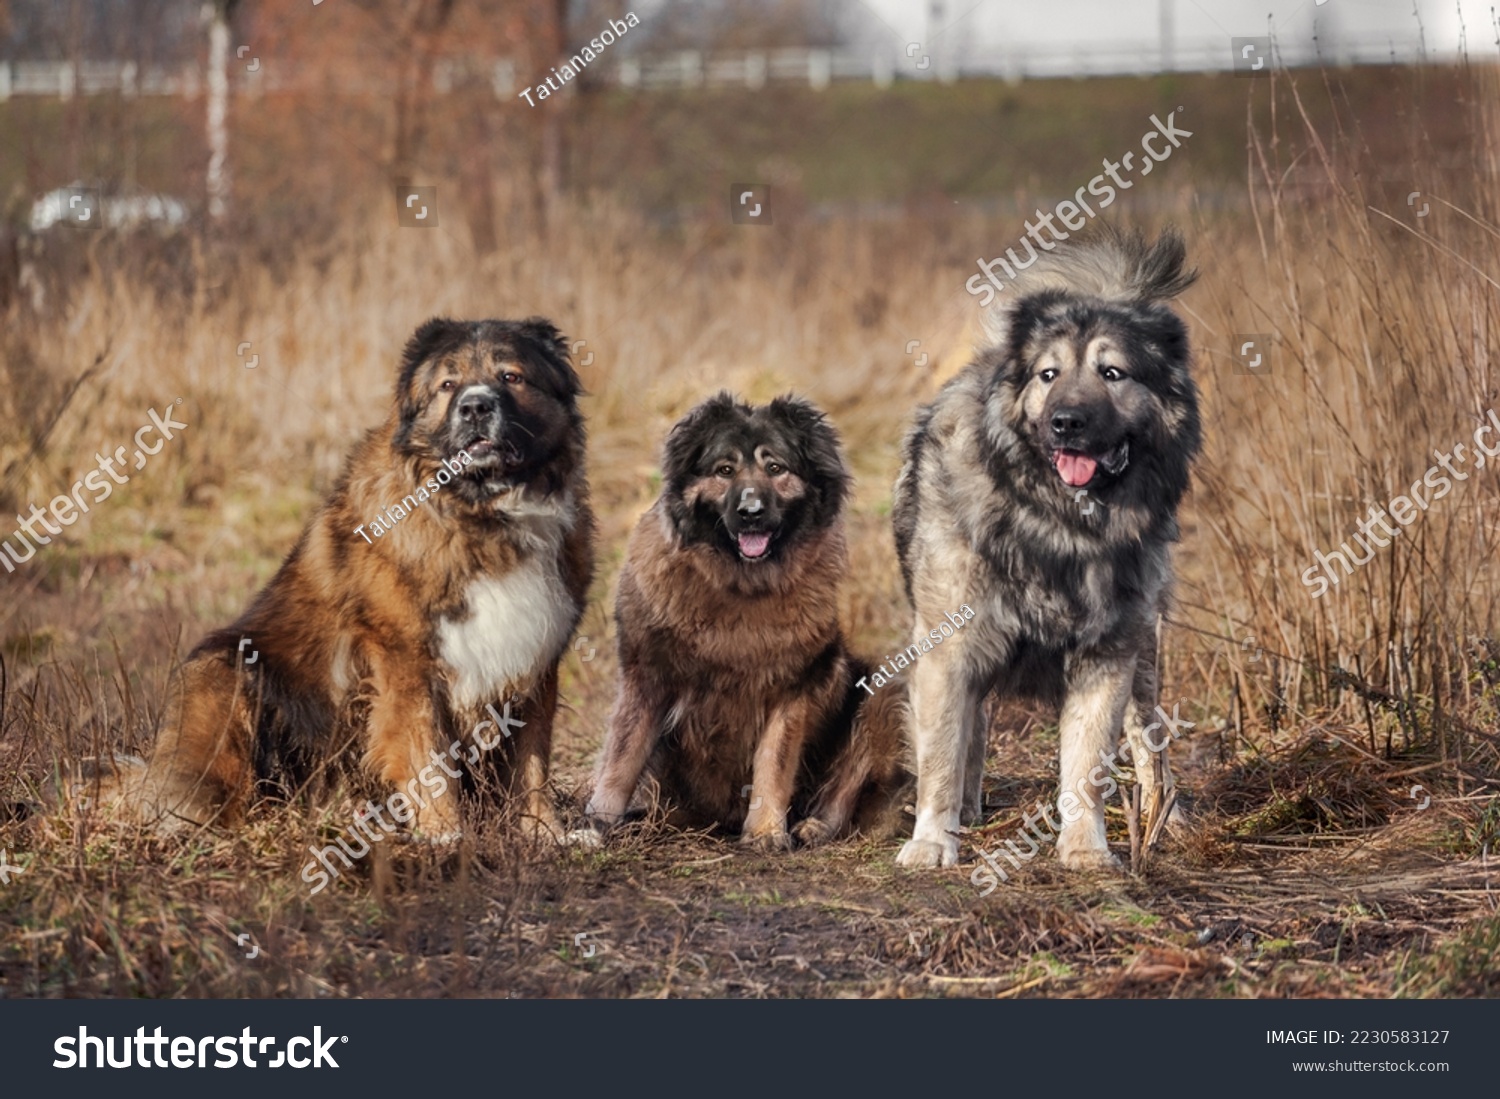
29,186,189,232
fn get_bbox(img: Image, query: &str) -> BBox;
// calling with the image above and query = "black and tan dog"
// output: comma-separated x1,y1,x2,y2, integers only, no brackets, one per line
99,317,593,841
585,393,906,851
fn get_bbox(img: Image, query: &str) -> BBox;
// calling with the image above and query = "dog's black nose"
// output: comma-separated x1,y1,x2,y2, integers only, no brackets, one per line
1051,408,1090,436
737,487,764,517
457,390,499,424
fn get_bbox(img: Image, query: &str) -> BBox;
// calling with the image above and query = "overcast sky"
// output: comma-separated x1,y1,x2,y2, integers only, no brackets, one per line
844,0,1494,71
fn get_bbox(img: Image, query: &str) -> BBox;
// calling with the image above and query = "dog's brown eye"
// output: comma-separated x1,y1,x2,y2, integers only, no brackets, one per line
1039,369,1058,383
1101,366,1124,381
502,372,523,386
439,380,456,392
765,462,784,475
716,464,735,478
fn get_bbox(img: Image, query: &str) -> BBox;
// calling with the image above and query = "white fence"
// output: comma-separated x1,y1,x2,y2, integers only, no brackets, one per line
0,39,1453,101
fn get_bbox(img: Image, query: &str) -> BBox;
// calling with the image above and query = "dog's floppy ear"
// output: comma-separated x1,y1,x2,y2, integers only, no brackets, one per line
396,318,469,449
980,294,1020,351
1137,304,1192,372
516,316,583,401
399,317,468,394
661,391,741,488
660,392,745,535
987,289,1066,388
764,394,851,510
981,272,1062,353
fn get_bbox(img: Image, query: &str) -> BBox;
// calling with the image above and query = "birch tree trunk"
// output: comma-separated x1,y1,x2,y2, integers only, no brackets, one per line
205,1,231,221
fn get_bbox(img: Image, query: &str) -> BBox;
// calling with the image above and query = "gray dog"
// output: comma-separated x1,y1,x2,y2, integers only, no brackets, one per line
891,228,1200,871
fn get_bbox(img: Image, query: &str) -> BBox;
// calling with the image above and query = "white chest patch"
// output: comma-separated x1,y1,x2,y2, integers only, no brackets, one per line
438,558,575,711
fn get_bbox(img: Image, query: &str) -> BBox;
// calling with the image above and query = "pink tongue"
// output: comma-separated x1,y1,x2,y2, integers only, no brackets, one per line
1055,451,1098,487
738,532,771,558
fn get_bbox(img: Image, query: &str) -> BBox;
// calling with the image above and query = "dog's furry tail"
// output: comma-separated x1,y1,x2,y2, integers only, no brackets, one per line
983,226,1196,344
1035,225,1197,302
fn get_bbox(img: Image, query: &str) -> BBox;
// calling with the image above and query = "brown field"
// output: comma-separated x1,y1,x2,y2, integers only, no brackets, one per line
2,62,1499,998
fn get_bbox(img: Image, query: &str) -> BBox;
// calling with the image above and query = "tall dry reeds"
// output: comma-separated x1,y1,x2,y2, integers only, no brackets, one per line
1,61,1496,813
1177,59,1500,774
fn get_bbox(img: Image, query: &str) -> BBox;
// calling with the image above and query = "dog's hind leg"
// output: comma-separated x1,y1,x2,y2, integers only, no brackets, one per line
797,679,910,846
794,754,862,847
960,692,993,825
125,653,256,832
1121,643,1182,837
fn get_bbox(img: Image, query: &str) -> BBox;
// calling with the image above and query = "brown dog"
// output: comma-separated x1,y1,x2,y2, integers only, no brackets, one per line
585,393,906,850
98,317,593,842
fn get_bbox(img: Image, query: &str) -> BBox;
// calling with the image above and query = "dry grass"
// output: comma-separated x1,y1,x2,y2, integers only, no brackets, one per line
3,62,1500,998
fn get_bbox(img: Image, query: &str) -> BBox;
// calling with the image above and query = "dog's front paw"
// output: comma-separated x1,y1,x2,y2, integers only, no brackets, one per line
562,827,604,850
791,816,835,848
896,837,958,869
412,800,462,845
740,828,793,853
411,827,463,846
519,812,571,847
1056,845,1123,873
582,795,626,827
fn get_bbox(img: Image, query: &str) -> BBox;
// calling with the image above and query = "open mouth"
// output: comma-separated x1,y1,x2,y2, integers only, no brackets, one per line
736,531,773,560
1052,440,1130,488
457,437,523,468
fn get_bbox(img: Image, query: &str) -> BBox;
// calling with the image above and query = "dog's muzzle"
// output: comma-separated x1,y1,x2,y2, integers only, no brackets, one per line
729,485,776,560
449,385,510,466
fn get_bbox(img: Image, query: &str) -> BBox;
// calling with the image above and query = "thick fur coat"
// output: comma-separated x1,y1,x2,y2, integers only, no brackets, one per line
98,317,594,842
586,394,906,850
891,229,1201,871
